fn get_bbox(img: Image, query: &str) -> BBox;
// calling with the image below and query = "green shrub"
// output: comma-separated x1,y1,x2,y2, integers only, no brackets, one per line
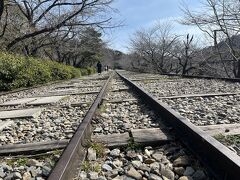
17,58,52,86
86,67,96,75
0,51,96,91
80,67,96,76
0,52,26,90
47,61,72,80
69,65,82,78
80,68,89,76
0,52,93,91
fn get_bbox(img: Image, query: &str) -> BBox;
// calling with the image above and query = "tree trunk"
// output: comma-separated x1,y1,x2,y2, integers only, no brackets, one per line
236,61,240,78
0,0,3,20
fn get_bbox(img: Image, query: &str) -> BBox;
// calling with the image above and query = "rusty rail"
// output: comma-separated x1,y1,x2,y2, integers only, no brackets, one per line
48,73,113,180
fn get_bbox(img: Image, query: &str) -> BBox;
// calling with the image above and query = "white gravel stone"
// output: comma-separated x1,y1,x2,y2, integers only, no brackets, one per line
110,149,121,157
88,172,98,180
22,172,31,180
87,148,97,161
127,167,142,180
102,164,112,171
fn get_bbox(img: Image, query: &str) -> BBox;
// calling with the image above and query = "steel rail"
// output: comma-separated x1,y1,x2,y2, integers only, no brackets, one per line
117,71,240,180
48,73,113,180
162,73,240,82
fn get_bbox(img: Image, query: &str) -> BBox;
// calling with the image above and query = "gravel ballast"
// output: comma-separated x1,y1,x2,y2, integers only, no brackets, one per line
162,95,240,126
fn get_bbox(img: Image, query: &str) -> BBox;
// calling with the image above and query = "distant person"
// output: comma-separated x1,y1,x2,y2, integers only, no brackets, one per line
97,61,102,74
105,65,109,71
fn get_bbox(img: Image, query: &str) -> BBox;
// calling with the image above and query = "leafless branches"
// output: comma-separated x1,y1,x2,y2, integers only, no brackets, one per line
129,22,179,74
2,0,115,51
181,0,240,77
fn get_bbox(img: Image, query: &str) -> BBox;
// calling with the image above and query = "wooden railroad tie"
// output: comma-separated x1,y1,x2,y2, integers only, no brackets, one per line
92,128,172,148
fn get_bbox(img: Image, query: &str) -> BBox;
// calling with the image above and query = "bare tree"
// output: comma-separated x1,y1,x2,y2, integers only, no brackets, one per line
129,22,178,74
170,34,199,75
181,0,240,77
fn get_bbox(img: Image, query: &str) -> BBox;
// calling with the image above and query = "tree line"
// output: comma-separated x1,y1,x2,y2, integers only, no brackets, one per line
0,0,117,68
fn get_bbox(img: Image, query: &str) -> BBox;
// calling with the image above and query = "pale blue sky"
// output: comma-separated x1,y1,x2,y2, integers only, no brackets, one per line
104,0,204,53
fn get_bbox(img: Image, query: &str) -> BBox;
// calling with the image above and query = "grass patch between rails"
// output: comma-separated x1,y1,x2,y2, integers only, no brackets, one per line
0,149,63,167
95,103,107,116
86,141,106,158
126,137,144,151
4,157,29,166
82,161,101,173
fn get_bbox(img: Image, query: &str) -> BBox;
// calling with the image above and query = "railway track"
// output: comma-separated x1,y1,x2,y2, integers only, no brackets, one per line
0,71,239,180
122,71,240,152
0,72,110,179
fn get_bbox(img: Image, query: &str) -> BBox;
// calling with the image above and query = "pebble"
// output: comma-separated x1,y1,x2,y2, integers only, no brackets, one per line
27,166,38,177
110,149,121,157
127,151,137,159
79,171,87,179
139,164,150,172
150,162,159,171
148,173,163,180
42,166,51,176
88,172,98,180
179,176,193,180
192,170,206,180
144,158,155,164
88,148,97,161
112,175,123,180
183,166,195,176
173,167,185,176
152,152,163,161
94,127,103,133
132,161,142,169
173,156,191,167
36,177,45,180
1,163,12,171
145,149,151,157
4,174,14,180
13,172,22,179
98,176,107,180
160,167,175,180
27,159,41,167
113,159,123,168
127,167,142,180
102,164,112,171
0,169,5,178
22,172,31,180
136,155,143,162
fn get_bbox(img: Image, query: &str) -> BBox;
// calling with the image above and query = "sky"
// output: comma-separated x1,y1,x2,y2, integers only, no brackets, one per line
103,0,205,53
